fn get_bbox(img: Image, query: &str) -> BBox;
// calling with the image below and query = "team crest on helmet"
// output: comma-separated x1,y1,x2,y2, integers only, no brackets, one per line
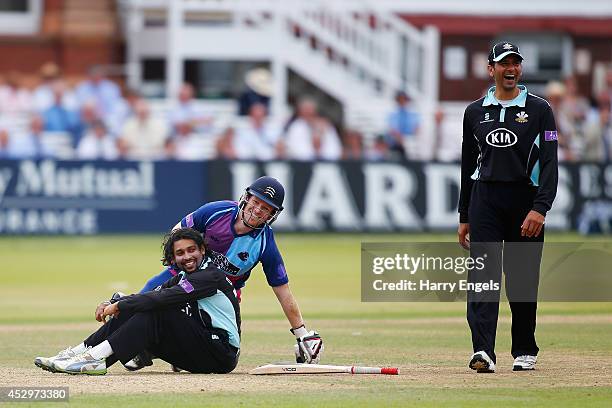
515,111,529,123
503,43,514,50
263,186,276,197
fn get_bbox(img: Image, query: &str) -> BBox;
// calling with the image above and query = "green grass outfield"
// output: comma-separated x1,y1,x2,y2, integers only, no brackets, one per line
0,233,611,407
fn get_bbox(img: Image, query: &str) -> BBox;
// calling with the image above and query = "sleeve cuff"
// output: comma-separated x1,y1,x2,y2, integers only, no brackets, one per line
459,212,469,223
531,205,548,217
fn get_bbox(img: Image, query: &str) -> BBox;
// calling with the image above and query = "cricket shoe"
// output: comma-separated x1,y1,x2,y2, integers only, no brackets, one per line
34,347,78,373
513,355,537,371
53,350,107,375
123,351,154,371
469,351,496,373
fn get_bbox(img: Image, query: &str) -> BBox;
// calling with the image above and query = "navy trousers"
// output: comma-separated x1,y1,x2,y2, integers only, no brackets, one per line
84,306,239,374
467,181,544,363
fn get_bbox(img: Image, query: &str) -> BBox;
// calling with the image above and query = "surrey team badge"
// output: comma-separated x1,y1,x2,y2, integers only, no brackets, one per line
515,111,529,123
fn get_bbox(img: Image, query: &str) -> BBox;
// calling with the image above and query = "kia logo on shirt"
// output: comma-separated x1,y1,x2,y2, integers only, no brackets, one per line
485,128,518,147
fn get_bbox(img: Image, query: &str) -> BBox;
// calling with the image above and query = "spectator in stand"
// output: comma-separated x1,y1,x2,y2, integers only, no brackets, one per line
365,135,390,161
74,100,101,145
582,92,612,163
107,88,142,137
166,121,209,161
76,120,119,161
238,68,272,116
341,129,363,159
604,68,612,116
385,90,420,159
119,99,169,160
232,102,281,160
75,66,122,120
0,71,32,121
282,97,342,161
42,81,81,144
544,81,574,162
7,115,54,159
168,83,212,133
560,75,590,159
0,130,9,158
216,127,237,159
33,62,77,112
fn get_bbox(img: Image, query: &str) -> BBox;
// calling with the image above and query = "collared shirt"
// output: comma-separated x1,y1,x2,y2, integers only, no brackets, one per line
459,85,559,222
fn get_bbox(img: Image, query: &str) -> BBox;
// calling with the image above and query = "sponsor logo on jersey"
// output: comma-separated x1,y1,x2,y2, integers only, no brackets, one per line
515,111,529,123
208,250,241,275
238,251,249,261
544,130,558,141
485,128,518,147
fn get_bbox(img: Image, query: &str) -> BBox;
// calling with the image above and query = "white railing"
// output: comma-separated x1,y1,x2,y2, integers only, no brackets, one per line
119,0,439,135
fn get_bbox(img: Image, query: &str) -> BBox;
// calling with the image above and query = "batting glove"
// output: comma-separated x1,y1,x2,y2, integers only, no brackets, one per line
291,325,323,364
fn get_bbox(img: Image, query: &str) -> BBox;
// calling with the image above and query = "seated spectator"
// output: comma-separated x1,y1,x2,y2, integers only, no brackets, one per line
119,100,168,160
33,62,77,112
386,90,420,158
75,66,122,119
232,103,281,160
7,115,55,159
581,92,611,162
282,97,342,161
0,71,32,119
365,135,390,161
166,121,211,161
74,100,101,145
544,81,574,162
238,68,272,116
168,83,212,133
76,120,119,161
106,88,142,137
342,129,363,159
42,81,81,144
561,75,590,160
0,130,9,158
216,127,236,159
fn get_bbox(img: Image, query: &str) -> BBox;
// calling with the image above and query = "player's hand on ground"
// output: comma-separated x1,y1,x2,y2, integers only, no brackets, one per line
102,303,120,320
458,223,470,250
521,210,545,238
295,330,323,364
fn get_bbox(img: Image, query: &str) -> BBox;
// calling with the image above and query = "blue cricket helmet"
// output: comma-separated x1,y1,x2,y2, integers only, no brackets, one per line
246,176,285,211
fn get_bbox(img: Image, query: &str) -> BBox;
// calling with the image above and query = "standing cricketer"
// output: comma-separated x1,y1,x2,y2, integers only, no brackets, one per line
458,42,558,373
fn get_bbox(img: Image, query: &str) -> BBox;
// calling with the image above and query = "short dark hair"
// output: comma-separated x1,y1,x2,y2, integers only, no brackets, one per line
161,228,205,266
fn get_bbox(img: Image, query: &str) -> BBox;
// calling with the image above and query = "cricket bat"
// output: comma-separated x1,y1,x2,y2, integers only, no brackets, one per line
249,363,399,375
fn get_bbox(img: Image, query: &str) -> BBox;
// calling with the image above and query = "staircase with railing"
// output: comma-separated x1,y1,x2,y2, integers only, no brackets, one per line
120,0,439,137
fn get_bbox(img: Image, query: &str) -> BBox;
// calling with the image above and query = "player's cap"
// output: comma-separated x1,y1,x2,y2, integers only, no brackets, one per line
246,176,285,211
488,42,524,64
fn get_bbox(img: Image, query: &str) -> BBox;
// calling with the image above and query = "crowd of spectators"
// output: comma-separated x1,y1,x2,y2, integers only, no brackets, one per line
545,73,612,163
0,63,611,163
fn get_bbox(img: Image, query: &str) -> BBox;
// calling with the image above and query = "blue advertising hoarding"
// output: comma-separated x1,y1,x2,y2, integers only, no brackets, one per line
0,160,207,234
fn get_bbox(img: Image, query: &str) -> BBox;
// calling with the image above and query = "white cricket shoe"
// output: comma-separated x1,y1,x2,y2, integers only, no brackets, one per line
513,355,537,371
53,350,107,375
34,347,78,373
469,351,496,373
